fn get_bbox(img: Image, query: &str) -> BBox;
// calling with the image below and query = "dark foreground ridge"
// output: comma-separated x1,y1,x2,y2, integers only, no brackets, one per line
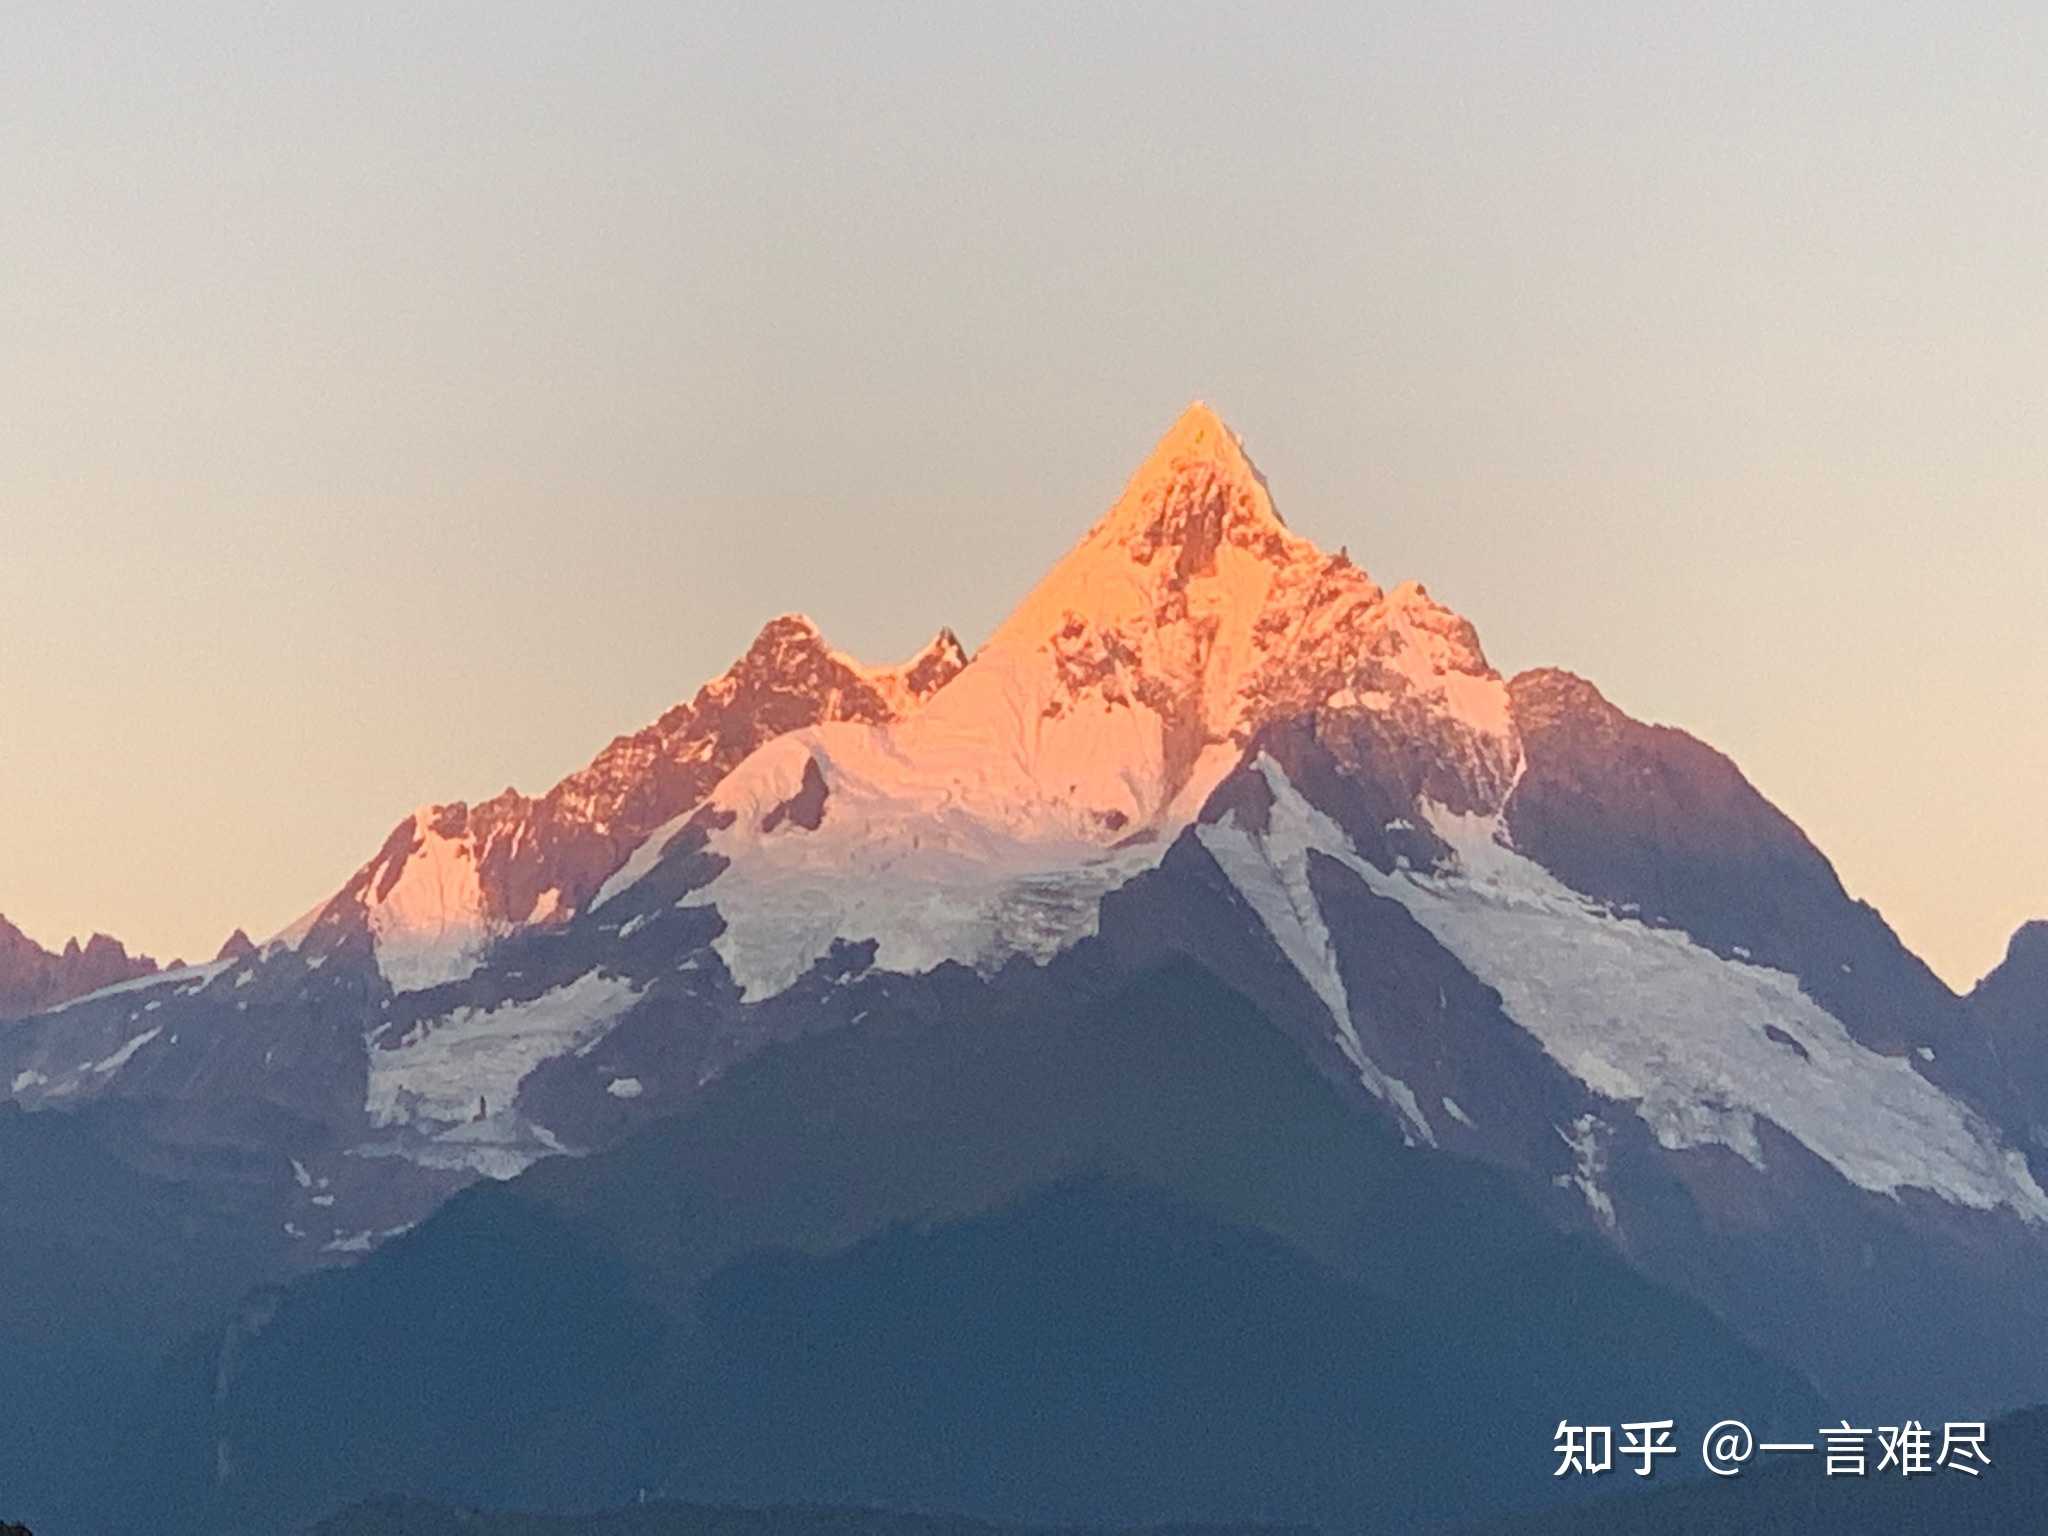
1456,1404,2048,1536
306,1500,1306,1536
87,961,1819,1536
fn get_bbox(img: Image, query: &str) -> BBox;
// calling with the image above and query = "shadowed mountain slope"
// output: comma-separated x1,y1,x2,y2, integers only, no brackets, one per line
108,961,1822,1536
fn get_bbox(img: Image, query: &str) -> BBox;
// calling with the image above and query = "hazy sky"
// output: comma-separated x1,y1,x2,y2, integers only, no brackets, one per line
3,3,2042,988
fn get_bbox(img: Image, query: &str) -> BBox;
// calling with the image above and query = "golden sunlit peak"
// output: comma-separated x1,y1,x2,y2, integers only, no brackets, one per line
1115,399,1283,533
1152,399,1241,460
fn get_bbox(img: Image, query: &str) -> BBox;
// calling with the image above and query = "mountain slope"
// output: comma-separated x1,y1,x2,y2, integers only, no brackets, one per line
562,406,2048,1412
116,961,1824,1536
593,401,1518,1001
1183,741,2048,1409
306,1500,1301,1536
0,1101,295,1533
1971,921,2048,1150
1455,1404,2048,1536
1506,667,1993,1078
295,615,967,992
0,616,966,1202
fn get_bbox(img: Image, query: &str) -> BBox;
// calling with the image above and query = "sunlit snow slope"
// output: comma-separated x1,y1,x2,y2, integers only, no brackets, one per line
604,402,1522,998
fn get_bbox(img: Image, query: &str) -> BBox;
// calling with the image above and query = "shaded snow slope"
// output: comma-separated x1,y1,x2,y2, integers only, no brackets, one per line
1209,754,2048,1223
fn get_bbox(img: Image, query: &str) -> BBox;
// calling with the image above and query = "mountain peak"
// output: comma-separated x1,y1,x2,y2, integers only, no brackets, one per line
1154,397,1245,459
1977,919,2048,1002
988,402,1304,654
1099,401,1286,564
0,917,157,1019
2011,919,2048,967
295,604,966,993
913,401,1520,823
739,612,832,665
888,627,971,705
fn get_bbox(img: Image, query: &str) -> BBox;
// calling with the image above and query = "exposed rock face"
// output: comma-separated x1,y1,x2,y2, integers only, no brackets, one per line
1183,744,2048,1412
1977,919,2048,1013
0,611,972,1239
214,929,258,964
1971,920,2048,1152
949,399,1521,827
0,916,156,1020
294,614,968,992
1504,667,1968,1059
592,404,1525,1004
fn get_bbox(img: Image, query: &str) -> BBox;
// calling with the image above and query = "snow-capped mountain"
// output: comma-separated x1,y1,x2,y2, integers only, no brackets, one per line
293,614,968,992
594,402,1518,999
0,617,966,1211
4,402,2046,1419
586,405,2039,1215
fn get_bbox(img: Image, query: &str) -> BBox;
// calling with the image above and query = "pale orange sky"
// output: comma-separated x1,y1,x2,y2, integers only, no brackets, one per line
3,5,2042,988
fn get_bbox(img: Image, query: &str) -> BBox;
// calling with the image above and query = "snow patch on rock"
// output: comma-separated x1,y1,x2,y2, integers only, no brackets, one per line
35,960,228,1016
1556,1113,1617,1231
90,1026,162,1075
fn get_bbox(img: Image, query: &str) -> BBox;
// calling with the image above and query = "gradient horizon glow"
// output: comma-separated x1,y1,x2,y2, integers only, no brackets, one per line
3,4,2042,988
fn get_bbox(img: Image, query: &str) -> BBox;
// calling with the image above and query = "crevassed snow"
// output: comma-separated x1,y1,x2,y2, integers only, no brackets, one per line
365,969,642,1131
643,729,1230,1002
1246,762,2048,1223
1197,780,1437,1146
